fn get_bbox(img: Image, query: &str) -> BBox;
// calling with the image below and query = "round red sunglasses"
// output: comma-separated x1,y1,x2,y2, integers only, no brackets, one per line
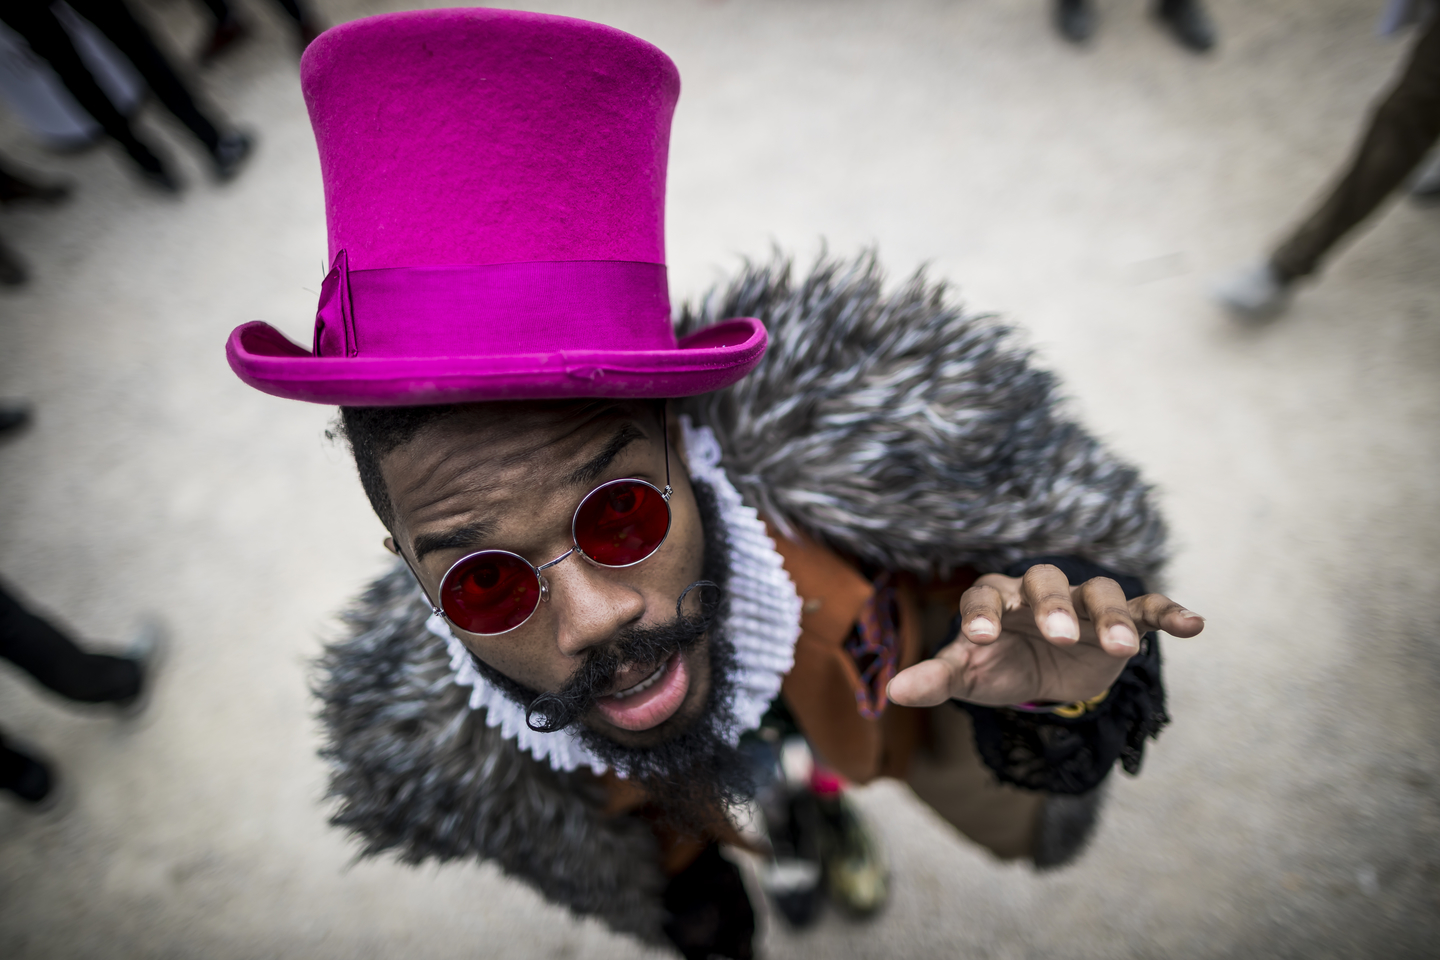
417,418,674,636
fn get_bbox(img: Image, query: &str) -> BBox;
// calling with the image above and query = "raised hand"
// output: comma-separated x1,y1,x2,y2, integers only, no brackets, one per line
886,564,1204,709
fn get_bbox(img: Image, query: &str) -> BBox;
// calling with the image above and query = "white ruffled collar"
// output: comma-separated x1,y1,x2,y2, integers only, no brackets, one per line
426,418,802,775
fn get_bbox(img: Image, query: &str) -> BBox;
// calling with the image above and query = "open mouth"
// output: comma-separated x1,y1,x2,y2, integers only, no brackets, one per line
594,650,690,732
610,660,668,699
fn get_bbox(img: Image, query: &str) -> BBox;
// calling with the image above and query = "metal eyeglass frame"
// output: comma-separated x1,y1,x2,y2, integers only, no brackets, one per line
409,407,674,636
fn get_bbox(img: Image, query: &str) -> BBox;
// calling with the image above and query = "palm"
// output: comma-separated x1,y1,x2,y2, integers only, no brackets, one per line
887,565,1204,710
932,607,1132,707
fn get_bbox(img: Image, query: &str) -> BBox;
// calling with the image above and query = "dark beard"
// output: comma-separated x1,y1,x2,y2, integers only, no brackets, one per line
465,477,753,835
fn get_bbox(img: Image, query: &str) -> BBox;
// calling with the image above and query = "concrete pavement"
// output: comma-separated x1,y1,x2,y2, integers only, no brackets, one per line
1,1,1437,956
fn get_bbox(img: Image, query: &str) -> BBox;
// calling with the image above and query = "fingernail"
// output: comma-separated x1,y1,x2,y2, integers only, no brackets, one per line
1045,611,1080,640
1106,624,1139,653
1179,609,1205,622
967,617,996,638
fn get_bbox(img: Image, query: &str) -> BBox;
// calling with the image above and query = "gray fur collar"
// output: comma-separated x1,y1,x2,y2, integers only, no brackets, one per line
675,251,1166,580
316,564,669,944
315,251,1168,945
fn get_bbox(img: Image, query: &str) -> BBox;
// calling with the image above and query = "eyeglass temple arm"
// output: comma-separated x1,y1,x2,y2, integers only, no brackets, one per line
660,398,672,501
396,550,446,619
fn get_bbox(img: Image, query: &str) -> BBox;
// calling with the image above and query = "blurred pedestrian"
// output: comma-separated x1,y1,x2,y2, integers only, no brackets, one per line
0,0,253,192
0,14,144,152
192,0,325,63
0,580,162,805
0,407,164,807
1217,2,1440,320
1055,0,1216,52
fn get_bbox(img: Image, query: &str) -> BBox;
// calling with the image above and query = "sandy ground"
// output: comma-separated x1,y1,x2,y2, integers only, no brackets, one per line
0,0,1437,956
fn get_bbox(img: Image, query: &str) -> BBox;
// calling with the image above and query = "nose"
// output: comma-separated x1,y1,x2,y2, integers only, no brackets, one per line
546,557,646,659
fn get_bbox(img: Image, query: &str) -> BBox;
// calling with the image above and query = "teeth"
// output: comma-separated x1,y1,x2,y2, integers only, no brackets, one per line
610,661,667,700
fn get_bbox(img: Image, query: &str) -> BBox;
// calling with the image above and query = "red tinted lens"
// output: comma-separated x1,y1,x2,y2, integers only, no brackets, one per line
440,551,541,634
573,480,671,566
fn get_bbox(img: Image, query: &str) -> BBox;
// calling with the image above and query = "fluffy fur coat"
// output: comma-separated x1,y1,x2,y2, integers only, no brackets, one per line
315,252,1168,945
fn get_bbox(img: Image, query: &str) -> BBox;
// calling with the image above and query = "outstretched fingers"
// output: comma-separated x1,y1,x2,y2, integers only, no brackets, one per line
888,657,960,708
1077,577,1141,656
1129,592,1206,638
957,580,1008,644
1021,564,1082,646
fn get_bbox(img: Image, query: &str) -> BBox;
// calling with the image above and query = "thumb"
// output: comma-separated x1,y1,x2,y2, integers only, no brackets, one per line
887,659,956,708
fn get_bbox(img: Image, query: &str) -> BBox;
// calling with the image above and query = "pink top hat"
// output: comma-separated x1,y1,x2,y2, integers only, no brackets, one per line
225,8,766,406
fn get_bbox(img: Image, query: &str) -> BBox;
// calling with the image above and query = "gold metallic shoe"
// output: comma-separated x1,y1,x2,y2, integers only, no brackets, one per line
817,791,888,916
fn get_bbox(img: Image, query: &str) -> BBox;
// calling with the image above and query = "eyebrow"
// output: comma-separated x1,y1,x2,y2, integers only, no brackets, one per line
411,520,496,565
409,424,649,564
563,423,647,486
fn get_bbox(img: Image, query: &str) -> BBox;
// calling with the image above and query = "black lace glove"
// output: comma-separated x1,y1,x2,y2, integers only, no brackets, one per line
957,556,1169,795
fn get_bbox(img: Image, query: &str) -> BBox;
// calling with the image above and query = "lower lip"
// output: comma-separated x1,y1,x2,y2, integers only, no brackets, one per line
594,651,690,732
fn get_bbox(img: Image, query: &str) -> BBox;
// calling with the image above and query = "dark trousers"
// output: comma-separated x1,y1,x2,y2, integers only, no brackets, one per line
0,0,221,159
0,582,139,704
0,582,139,792
1271,15,1440,281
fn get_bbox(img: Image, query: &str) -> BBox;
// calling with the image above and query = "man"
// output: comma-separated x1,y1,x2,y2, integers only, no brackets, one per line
1,409,163,806
226,10,1204,959
1,0,252,191
1216,0,1440,320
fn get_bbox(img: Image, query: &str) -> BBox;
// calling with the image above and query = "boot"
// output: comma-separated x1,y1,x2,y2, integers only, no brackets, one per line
1,738,54,805
211,130,254,182
816,790,888,916
1055,0,1096,44
1155,0,1216,53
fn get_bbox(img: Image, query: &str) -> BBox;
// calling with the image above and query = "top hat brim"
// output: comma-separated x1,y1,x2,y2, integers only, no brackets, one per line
225,317,767,406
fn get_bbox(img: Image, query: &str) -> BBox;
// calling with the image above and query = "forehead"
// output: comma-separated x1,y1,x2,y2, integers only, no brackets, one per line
381,400,658,513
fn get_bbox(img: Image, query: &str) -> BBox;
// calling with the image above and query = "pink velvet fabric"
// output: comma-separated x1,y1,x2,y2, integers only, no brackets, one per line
227,319,765,406
224,8,766,406
309,253,675,359
303,8,676,269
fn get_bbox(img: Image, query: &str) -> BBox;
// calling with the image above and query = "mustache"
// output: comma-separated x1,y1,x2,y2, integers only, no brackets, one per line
525,580,721,734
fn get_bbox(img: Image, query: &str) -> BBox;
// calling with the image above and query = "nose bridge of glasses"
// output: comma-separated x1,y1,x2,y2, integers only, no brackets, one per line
536,547,576,574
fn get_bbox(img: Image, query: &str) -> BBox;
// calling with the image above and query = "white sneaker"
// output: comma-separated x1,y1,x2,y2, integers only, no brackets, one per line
112,616,168,719
1213,261,1291,321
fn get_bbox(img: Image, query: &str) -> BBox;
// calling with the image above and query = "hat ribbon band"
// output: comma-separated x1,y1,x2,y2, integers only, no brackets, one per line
313,251,675,359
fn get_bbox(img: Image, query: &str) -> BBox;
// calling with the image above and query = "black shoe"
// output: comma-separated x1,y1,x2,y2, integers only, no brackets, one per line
1,743,54,805
0,167,71,206
121,137,182,194
1055,0,1096,44
0,401,32,437
760,787,825,927
0,236,27,286
140,166,182,194
1155,0,1216,52
211,131,254,182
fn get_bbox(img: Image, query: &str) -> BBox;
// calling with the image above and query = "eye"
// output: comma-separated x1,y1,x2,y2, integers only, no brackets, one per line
465,560,501,591
605,487,639,518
